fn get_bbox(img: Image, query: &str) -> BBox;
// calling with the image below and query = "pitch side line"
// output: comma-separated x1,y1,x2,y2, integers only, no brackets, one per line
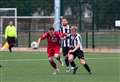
0,57,120,62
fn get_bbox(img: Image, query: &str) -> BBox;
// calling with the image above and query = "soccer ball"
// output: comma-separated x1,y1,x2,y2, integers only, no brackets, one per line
31,41,39,49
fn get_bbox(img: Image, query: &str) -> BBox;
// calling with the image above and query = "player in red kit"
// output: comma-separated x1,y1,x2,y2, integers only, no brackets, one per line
37,27,64,74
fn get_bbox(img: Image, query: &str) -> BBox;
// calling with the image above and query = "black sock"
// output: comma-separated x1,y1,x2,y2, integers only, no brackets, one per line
65,58,69,67
49,60,57,69
56,57,62,64
84,63,91,73
9,45,14,53
9,46,12,52
71,61,76,67
0,65,2,67
56,57,60,61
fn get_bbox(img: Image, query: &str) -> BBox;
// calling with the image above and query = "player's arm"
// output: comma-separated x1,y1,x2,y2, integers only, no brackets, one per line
37,32,48,46
57,32,67,40
5,26,8,39
14,26,17,38
72,44,80,52
37,37,42,46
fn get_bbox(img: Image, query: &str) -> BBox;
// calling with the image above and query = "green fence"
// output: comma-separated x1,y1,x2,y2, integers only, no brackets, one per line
0,0,120,48
16,30,120,49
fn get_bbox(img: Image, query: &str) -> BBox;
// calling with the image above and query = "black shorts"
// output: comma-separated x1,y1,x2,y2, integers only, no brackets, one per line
70,48,85,59
62,47,69,56
7,37,16,45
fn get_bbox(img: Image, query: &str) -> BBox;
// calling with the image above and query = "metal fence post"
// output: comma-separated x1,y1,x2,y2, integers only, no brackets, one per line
92,0,95,48
28,29,31,48
86,32,88,48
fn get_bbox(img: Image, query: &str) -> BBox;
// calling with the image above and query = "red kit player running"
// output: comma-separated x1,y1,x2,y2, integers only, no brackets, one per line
37,27,65,74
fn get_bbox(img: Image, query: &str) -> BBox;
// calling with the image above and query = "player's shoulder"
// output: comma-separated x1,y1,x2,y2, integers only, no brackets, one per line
42,32,49,36
76,33,81,36
6,25,10,28
44,32,49,34
54,31,60,35
75,33,81,38
62,25,70,29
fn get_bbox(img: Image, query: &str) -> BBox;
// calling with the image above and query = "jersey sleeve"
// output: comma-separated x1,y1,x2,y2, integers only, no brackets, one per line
40,32,48,40
76,36,81,45
56,32,66,38
5,26,8,38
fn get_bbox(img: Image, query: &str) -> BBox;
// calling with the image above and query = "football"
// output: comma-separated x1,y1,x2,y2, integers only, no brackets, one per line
31,41,39,49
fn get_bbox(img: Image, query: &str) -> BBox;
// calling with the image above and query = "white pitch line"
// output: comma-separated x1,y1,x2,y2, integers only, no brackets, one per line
0,57,120,62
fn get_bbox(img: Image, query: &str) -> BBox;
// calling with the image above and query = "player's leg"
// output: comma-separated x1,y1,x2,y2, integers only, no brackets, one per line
47,48,59,74
78,50,92,74
80,59,92,74
7,37,15,52
48,57,57,69
64,56,71,72
8,44,14,52
0,65,2,68
63,47,77,72
54,53,63,66
54,46,63,66
68,53,78,74
62,47,70,72
48,57,59,74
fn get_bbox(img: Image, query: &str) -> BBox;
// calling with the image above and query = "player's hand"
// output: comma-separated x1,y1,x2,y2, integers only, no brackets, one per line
69,50,74,53
36,42,39,47
61,37,66,40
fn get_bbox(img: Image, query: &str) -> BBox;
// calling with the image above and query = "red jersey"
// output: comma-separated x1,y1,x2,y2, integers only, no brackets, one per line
40,32,62,47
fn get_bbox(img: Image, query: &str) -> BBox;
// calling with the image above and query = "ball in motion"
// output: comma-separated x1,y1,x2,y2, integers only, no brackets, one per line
31,41,39,49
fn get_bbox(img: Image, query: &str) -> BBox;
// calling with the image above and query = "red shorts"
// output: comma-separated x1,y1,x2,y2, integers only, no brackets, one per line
47,46,60,57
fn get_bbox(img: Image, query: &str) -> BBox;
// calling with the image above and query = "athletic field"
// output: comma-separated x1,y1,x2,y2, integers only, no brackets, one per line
0,51,120,82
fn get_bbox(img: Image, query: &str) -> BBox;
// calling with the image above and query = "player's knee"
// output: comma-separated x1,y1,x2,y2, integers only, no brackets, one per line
80,59,86,65
68,54,74,62
54,54,59,58
48,57,53,61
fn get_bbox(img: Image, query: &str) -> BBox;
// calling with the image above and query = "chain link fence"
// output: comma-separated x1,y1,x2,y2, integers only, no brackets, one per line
0,0,120,48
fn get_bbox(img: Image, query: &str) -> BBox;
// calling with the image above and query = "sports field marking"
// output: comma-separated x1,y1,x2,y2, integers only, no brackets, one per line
0,57,120,62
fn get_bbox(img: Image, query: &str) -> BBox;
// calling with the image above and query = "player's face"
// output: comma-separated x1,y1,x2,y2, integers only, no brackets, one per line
9,21,13,26
71,29,77,36
48,30,54,36
62,19,68,26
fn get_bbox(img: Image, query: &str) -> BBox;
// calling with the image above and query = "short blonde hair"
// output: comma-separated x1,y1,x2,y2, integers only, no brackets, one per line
71,26,78,30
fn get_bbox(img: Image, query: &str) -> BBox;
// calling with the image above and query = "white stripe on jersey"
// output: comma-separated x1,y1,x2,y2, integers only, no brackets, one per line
61,25,70,47
70,33,83,50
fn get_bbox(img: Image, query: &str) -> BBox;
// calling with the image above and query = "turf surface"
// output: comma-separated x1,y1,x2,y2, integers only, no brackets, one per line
0,51,120,82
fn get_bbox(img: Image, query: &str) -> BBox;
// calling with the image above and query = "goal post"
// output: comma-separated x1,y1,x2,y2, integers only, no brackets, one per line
0,8,17,47
0,16,62,47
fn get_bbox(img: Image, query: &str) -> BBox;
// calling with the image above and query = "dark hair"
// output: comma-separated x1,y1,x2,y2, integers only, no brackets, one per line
62,18,67,21
49,27,54,31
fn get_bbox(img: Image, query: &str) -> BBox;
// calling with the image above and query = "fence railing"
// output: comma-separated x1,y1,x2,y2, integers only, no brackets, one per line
0,16,119,49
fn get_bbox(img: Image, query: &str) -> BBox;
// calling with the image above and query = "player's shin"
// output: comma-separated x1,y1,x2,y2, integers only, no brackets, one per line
0,65,2,68
55,54,63,66
83,63,91,74
9,44,14,53
81,59,91,74
49,59,57,69
65,57,69,67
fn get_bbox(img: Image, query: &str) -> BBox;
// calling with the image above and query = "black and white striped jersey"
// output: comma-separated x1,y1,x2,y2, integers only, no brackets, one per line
69,33,83,51
60,25,71,47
